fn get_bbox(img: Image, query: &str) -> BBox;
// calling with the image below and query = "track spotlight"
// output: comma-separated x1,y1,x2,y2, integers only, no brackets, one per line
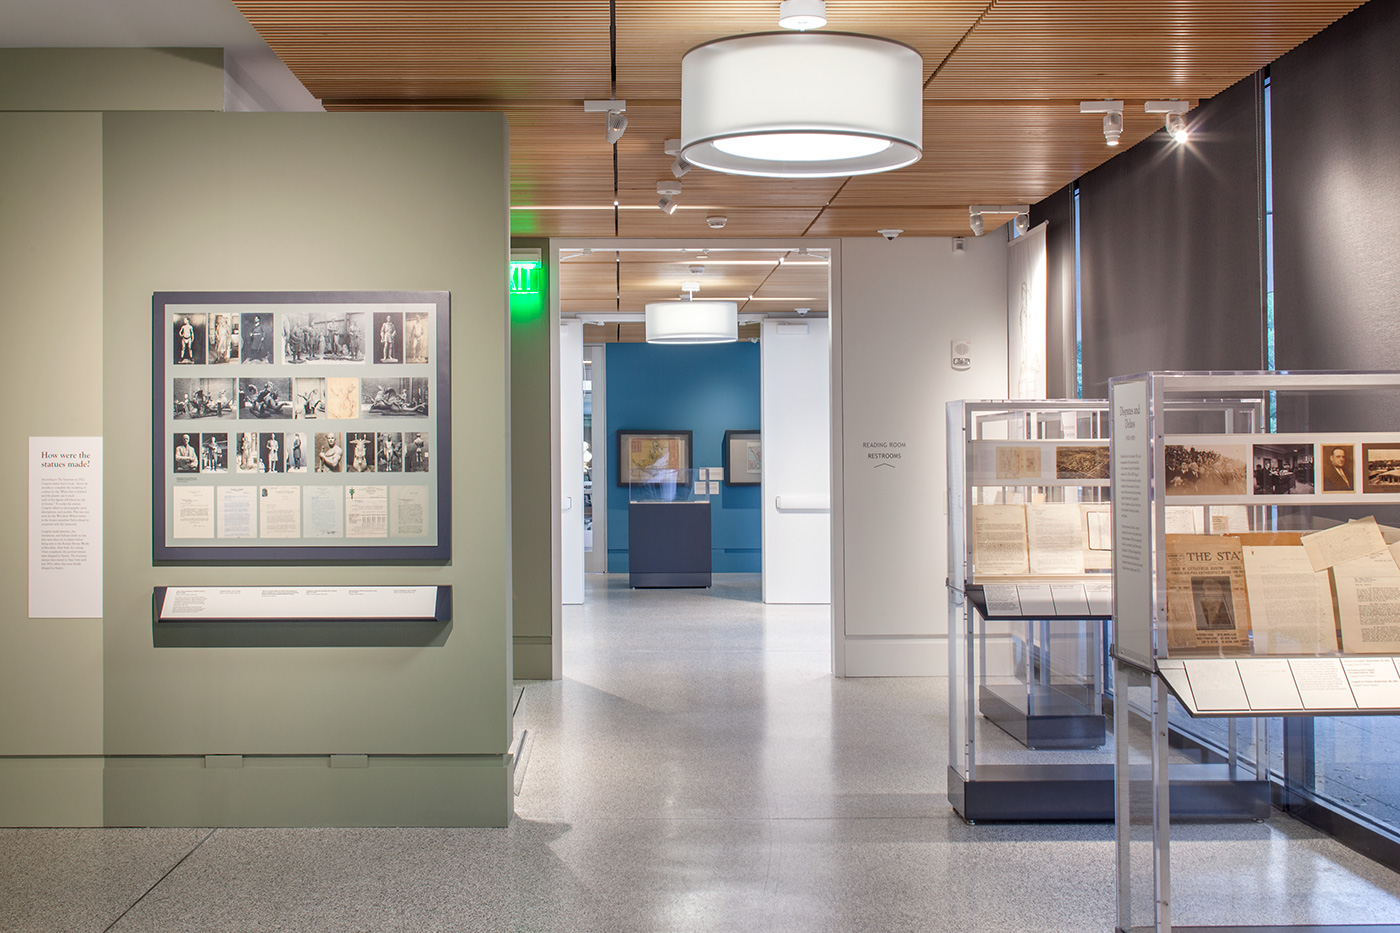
663,138,692,177
586,99,628,144
1165,112,1187,143
657,180,681,214
968,204,1030,237
1103,111,1123,146
606,112,628,145
1080,100,1125,146
1146,100,1191,143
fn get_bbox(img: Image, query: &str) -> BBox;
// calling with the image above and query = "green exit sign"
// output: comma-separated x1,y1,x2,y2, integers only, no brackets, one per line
510,261,542,294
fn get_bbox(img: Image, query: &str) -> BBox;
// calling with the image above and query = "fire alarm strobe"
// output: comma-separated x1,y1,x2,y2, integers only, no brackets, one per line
951,339,972,371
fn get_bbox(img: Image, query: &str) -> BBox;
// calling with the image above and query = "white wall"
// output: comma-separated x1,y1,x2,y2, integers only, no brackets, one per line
832,236,1008,676
761,318,831,604
560,320,584,604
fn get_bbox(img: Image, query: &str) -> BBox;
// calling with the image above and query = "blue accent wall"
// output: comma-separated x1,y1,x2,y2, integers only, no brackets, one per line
606,341,760,573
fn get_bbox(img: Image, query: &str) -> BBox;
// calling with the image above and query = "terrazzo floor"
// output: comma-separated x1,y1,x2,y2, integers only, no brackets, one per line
3,573,1400,932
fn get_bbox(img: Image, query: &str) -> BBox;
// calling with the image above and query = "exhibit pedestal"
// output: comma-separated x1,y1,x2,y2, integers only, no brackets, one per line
627,500,712,588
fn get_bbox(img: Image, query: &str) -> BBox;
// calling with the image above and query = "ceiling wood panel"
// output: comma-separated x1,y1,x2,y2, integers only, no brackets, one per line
236,0,1369,307
926,0,1365,99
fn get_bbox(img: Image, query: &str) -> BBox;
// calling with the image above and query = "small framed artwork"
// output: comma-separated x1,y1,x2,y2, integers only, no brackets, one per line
1361,442,1400,494
723,430,761,486
617,429,692,486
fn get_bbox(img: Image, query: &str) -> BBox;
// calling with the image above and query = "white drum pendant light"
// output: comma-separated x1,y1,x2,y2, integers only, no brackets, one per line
680,32,923,178
645,301,739,344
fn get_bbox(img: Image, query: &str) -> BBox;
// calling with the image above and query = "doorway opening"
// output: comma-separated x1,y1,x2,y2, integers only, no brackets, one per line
554,238,838,671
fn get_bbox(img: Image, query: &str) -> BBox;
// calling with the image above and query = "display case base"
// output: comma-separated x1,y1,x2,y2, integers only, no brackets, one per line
979,683,1106,749
949,763,1272,823
628,572,712,588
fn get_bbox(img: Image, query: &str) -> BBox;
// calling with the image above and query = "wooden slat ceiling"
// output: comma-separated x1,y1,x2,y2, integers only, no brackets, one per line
234,0,1366,314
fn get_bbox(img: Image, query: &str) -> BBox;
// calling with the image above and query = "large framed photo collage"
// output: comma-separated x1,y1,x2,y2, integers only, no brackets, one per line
154,291,451,561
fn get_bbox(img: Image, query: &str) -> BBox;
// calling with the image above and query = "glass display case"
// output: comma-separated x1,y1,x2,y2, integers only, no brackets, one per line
947,399,1115,821
1111,371,1400,933
627,468,713,588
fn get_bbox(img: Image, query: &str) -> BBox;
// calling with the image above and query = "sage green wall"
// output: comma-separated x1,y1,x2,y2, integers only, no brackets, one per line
0,48,224,827
510,237,560,679
0,49,223,111
101,112,514,826
0,113,107,825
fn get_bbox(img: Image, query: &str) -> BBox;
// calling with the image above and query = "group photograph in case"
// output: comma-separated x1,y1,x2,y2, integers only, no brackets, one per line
153,291,451,561
1164,442,1249,496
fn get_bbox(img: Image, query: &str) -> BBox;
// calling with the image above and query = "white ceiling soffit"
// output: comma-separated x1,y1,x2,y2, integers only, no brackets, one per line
0,0,321,112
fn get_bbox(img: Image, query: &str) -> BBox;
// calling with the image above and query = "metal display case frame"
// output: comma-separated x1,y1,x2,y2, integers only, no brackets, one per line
948,399,1116,821
1110,370,1400,933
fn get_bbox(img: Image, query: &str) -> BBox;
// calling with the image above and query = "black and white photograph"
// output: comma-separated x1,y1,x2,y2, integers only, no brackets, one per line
1251,443,1314,495
172,313,206,365
239,312,274,364
285,432,308,473
1362,443,1400,494
1164,443,1248,496
294,377,327,419
373,311,404,364
239,377,293,419
315,432,344,473
405,432,431,473
259,432,285,474
201,433,228,473
207,313,239,364
1055,445,1111,480
173,377,236,420
281,310,367,363
235,432,262,472
1192,576,1238,631
172,433,200,473
346,431,376,473
360,376,429,417
404,311,430,364
1321,443,1357,492
377,432,403,472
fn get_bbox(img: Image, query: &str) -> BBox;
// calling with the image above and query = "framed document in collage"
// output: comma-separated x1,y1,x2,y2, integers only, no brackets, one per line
153,291,451,561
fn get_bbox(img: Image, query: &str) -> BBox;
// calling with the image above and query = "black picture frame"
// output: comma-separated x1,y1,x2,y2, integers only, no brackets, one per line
616,429,693,487
723,429,761,486
153,290,451,562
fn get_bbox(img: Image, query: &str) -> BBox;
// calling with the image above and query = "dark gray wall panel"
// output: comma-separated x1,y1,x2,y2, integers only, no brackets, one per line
1077,76,1266,398
1272,0,1400,403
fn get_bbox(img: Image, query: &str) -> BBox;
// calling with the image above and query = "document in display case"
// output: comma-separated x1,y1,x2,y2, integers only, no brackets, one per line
947,400,1117,821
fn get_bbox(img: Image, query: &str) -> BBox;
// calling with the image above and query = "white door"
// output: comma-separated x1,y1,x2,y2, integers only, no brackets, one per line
761,318,831,604
560,321,585,603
